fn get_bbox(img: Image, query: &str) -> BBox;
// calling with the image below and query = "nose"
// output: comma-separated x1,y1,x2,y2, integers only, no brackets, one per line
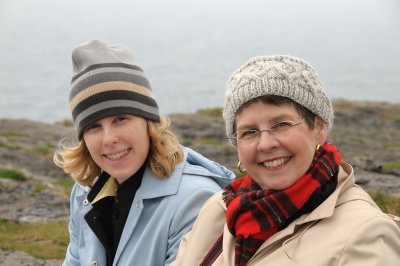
257,130,279,152
102,127,119,146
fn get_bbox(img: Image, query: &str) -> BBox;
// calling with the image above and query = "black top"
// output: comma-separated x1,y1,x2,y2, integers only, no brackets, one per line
85,164,145,266
112,164,145,251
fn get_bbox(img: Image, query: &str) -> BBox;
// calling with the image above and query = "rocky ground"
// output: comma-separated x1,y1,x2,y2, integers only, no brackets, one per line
0,100,399,265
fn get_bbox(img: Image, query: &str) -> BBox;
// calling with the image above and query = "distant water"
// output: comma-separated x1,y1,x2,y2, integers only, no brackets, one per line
1,0,399,123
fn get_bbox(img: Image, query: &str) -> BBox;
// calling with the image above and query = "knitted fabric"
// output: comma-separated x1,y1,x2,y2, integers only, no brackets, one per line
223,55,333,139
69,39,160,139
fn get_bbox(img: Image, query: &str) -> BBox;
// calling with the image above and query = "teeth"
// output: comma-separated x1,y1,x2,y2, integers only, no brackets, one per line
263,157,290,168
106,149,129,160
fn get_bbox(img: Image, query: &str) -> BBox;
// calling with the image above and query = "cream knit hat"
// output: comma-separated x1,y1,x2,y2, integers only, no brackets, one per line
223,55,333,138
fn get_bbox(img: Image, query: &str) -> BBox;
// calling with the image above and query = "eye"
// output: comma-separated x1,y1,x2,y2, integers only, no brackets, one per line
269,121,295,131
114,115,127,124
84,123,100,133
237,129,259,139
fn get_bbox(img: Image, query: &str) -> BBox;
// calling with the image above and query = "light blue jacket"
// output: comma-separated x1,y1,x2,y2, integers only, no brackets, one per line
63,146,235,266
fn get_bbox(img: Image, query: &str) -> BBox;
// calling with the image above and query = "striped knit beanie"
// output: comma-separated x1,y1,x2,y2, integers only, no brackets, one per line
69,39,160,140
223,55,333,139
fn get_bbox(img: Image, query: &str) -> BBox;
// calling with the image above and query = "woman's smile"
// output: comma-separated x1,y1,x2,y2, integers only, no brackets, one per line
84,115,150,183
260,156,291,169
235,101,324,190
103,148,131,161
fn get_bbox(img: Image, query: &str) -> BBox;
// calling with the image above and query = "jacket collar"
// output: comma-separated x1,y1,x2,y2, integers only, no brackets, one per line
292,162,355,224
218,162,355,216
221,162,356,263
251,162,356,260
91,176,118,204
139,146,235,199
138,150,187,199
79,146,234,201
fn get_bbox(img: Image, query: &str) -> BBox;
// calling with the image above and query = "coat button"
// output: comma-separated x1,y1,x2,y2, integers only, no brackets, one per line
91,261,98,266
83,199,89,206
136,202,140,208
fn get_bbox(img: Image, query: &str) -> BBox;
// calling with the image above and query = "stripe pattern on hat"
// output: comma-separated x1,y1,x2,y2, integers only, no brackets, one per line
70,62,160,139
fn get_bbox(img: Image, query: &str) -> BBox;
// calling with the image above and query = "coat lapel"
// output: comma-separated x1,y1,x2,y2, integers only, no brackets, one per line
112,162,185,265
248,162,355,262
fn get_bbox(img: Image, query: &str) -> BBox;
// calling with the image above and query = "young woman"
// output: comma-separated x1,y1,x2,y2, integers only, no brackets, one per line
54,39,234,266
172,55,400,265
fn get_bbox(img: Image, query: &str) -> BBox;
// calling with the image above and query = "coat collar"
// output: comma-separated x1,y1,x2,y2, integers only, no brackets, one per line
292,162,355,224
138,146,233,199
139,150,187,199
80,146,234,201
218,162,355,218
252,162,356,261
222,162,357,263
91,175,118,204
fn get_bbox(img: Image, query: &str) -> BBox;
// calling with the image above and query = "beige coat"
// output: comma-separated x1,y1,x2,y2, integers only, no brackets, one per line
172,163,400,266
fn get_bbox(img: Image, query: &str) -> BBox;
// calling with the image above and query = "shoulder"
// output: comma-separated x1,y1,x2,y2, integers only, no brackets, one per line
322,185,400,253
178,170,222,192
284,185,400,265
301,183,399,247
69,182,89,204
171,192,227,265
191,191,227,230
200,191,227,213
335,185,385,220
335,199,400,264
165,173,222,212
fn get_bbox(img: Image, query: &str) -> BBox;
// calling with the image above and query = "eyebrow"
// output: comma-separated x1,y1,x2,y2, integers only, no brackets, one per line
236,114,298,131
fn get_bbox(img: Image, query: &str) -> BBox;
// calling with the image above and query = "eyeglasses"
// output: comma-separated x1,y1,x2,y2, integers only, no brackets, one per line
228,119,304,147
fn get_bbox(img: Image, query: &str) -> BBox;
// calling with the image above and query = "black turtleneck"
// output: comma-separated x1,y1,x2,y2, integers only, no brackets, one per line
112,164,145,251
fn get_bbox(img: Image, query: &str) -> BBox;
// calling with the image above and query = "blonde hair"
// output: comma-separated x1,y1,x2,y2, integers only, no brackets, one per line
53,115,184,187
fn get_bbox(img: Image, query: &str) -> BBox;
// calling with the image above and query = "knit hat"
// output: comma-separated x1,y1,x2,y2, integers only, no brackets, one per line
69,38,160,140
223,55,333,139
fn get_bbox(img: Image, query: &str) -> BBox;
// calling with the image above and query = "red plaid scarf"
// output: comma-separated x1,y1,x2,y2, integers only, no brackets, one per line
223,143,341,266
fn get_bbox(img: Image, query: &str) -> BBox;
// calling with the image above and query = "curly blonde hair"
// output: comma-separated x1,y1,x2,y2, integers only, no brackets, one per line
53,115,184,187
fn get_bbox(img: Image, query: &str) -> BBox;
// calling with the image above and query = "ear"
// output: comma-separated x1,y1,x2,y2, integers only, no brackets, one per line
314,117,328,144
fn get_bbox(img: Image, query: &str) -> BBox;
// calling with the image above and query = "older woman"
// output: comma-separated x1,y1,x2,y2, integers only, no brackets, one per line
172,55,400,265
54,39,234,266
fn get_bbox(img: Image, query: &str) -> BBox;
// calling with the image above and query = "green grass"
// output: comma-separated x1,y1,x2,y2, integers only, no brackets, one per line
56,178,75,188
0,141,22,151
0,167,27,181
28,144,54,155
382,142,400,149
234,171,247,179
178,137,193,146
0,131,28,138
196,107,222,117
348,136,367,145
32,179,74,196
32,184,49,195
54,119,74,127
0,219,69,260
56,179,75,196
382,161,400,171
198,138,223,145
370,191,400,216
391,114,400,122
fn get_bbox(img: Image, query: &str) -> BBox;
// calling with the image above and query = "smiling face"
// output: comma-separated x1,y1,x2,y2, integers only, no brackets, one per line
234,100,327,190
83,114,150,184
